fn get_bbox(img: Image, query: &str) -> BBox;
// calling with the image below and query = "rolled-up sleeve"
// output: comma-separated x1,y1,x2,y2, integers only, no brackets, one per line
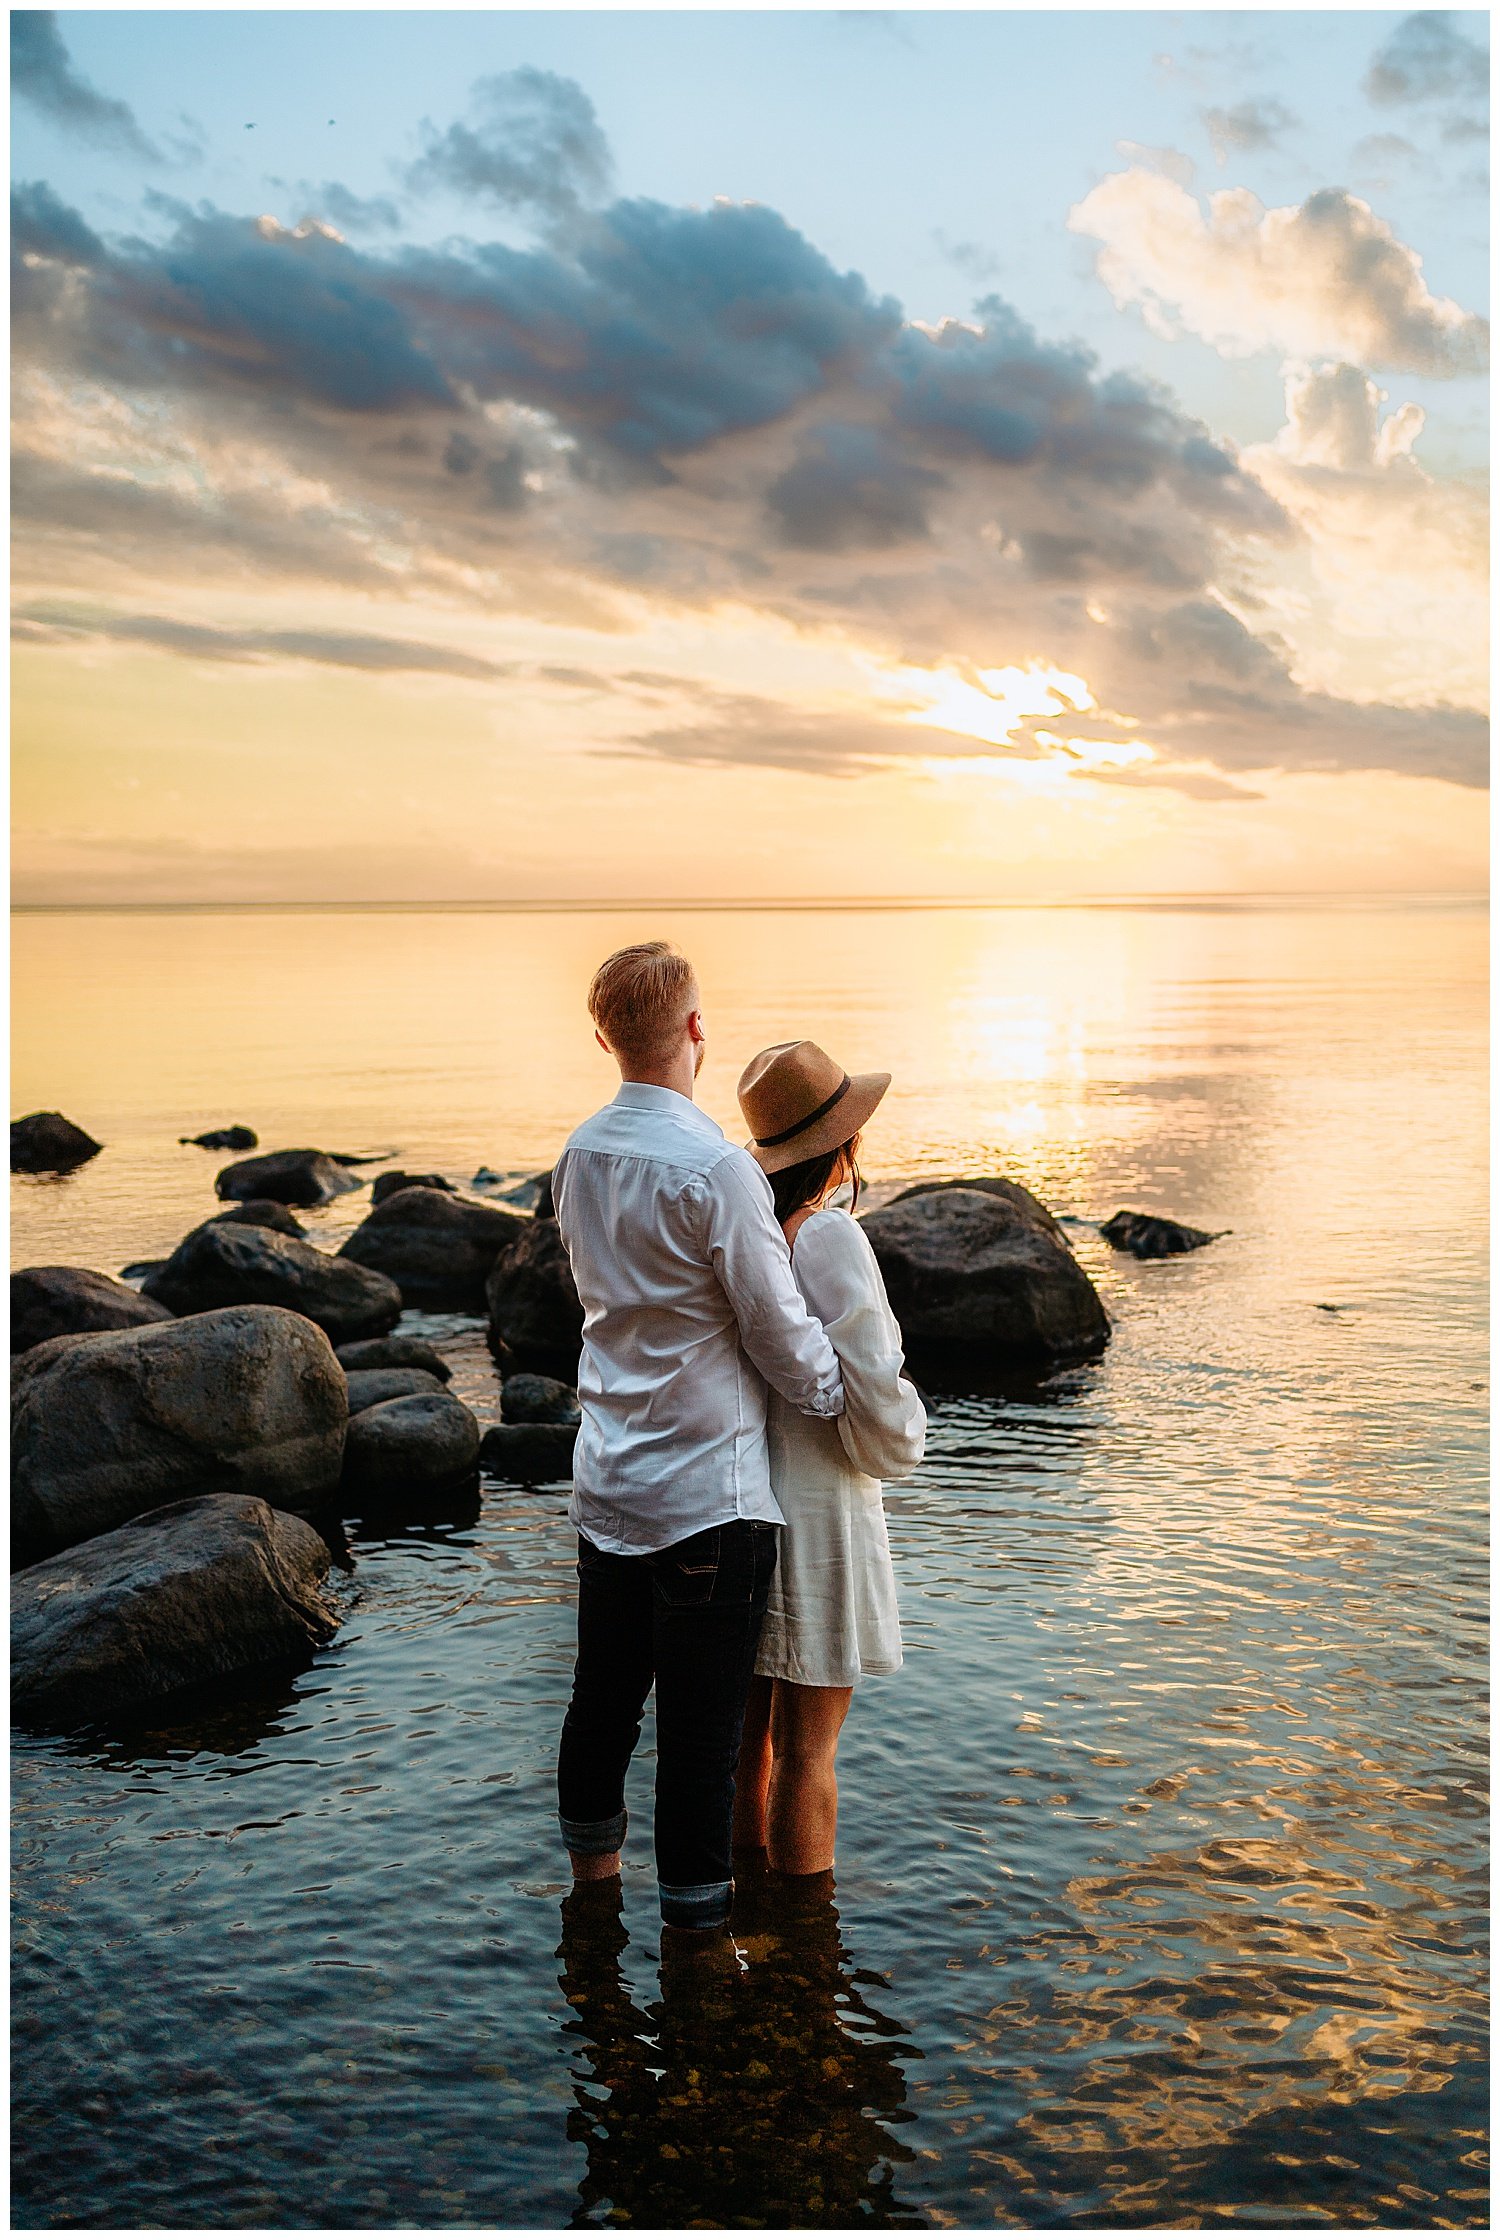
694,1154,845,1418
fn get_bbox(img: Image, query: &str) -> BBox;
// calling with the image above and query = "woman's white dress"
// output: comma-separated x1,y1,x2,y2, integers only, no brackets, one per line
756,1207,926,1688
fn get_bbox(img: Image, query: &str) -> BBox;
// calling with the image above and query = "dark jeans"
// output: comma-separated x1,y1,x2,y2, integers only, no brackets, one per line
557,1519,779,1928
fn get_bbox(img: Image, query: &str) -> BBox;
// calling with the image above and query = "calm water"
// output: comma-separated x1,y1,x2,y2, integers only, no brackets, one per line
10,901,1488,2229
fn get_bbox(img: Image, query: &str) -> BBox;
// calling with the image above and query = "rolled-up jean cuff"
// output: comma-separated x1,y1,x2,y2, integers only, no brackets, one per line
560,1808,627,1856
659,1878,733,1930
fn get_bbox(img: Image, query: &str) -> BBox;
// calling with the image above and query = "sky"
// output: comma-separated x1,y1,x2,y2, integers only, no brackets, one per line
10,6,1490,904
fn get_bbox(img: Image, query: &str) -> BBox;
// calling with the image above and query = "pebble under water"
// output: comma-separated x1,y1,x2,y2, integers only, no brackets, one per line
10,901,1488,2227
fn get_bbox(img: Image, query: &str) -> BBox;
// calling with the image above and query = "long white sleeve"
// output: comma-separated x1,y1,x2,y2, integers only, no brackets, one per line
791,1211,926,1481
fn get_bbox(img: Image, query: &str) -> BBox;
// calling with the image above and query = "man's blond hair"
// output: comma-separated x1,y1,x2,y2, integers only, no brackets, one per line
588,941,698,1067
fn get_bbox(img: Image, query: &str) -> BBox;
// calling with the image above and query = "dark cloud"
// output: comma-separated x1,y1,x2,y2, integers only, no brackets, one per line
12,606,513,679
1365,11,1488,105
13,178,105,267
1201,97,1299,163
11,12,160,161
766,424,942,550
406,68,613,222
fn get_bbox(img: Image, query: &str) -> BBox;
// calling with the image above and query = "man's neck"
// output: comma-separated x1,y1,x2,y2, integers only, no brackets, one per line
618,1057,697,1102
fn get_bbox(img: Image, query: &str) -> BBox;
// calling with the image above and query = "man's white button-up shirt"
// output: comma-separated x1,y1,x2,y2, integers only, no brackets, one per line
552,1081,846,1556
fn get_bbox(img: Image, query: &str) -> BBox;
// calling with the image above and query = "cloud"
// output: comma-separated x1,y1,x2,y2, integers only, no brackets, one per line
766,424,942,550
1068,167,1489,375
1201,97,1298,164
1116,141,1196,187
11,11,160,161
932,231,1004,283
1364,11,1488,105
305,182,404,234
406,68,613,223
11,606,515,679
621,688,995,775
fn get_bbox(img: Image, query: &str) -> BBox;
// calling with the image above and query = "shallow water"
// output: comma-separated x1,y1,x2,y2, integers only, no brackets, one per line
10,900,1489,2228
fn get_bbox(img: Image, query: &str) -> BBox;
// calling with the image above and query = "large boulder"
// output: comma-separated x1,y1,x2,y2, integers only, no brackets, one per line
1101,1210,1224,1259
342,1392,480,1500
859,1187,1109,1364
207,1199,306,1239
181,1125,258,1152
889,1176,1067,1241
338,1187,525,1310
12,1493,338,1729
215,1147,361,1207
12,1266,174,1355
480,1422,577,1485
370,1169,453,1207
12,1111,102,1173
335,1335,452,1383
501,1372,581,1425
486,1218,582,1376
143,1221,400,1342
11,1305,347,1564
345,1366,447,1412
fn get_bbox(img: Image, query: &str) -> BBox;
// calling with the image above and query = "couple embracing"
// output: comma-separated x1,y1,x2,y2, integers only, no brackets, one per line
552,941,926,1946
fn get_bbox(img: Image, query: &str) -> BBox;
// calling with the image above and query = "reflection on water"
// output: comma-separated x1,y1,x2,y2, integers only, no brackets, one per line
10,901,1489,2227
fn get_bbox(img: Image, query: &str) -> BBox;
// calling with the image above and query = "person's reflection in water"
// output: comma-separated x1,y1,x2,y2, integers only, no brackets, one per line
557,1856,922,2227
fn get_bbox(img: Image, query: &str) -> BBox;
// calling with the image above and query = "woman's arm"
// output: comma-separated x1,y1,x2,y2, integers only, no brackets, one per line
793,1214,926,1482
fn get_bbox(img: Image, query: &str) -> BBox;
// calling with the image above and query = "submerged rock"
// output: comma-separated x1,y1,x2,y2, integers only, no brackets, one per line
889,1176,1067,1241
859,1187,1109,1365
12,1305,347,1564
12,1266,174,1355
12,1493,338,1729
11,1112,103,1173
216,1147,362,1207
341,1392,480,1500
339,1187,526,1310
486,1219,582,1376
207,1199,307,1239
335,1335,452,1384
1101,1210,1224,1259
480,1421,577,1484
144,1221,400,1343
371,1169,453,1207
181,1125,258,1152
345,1366,447,1413
501,1372,581,1426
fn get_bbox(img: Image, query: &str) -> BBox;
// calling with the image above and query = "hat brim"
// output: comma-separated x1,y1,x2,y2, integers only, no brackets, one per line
746,1070,891,1174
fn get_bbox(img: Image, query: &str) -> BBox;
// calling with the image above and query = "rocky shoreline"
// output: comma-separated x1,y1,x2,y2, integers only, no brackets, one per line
11,1109,1224,1733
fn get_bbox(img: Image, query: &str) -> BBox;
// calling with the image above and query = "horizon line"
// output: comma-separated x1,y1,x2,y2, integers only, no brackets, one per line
10,889,1489,917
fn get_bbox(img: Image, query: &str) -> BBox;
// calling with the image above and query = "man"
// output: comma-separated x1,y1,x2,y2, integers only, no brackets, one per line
552,940,845,1941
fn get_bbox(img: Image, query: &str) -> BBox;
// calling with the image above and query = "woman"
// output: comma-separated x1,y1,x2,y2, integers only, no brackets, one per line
731,1039,926,1878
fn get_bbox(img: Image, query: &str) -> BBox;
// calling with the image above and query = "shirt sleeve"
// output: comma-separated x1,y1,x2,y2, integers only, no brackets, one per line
791,1213,926,1481
692,1153,845,1419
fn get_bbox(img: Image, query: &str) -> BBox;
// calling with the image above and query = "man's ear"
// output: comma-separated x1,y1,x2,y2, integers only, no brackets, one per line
687,1009,706,1044
595,1028,611,1054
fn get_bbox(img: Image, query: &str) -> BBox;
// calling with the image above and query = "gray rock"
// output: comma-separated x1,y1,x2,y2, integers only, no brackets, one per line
341,1392,480,1500
370,1169,453,1207
216,1147,362,1207
859,1187,1109,1364
1101,1210,1225,1259
12,1493,338,1729
335,1335,452,1384
181,1125,258,1151
12,1266,174,1355
345,1366,447,1412
12,1111,102,1173
501,1372,581,1425
339,1187,525,1310
479,1421,577,1484
144,1221,400,1343
12,1305,347,1564
486,1219,582,1376
889,1176,1067,1241
207,1199,306,1239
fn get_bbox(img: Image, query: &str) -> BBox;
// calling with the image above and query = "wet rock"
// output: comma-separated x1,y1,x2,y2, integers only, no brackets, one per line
859,1187,1109,1365
1101,1210,1224,1259
486,1218,582,1376
119,1260,166,1285
12,1305,347,1564
144,1221,400,1343
371,1169,453,1207
889,1176,1066,1241
345,1366,447,1412
180,1125,258,1152
501,1372,581,1426
215,1147,362,1207
335,1335,452,1384
341,1392,480,1500
531,1169,555,1221
12,1493,338,1730
480,1421,577,1484
12,1266,174,1355
207,1200,306,1239
11,1111,103,1173
339,1187,525,1310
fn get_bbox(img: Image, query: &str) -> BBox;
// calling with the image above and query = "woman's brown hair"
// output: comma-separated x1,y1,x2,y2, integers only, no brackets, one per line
770,1135,862,1226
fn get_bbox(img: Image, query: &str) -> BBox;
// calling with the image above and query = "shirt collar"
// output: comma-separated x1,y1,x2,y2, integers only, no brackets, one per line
612,1081,725,1138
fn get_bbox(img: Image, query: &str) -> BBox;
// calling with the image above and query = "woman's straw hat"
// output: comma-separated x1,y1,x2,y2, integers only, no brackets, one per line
737,1039,891,1174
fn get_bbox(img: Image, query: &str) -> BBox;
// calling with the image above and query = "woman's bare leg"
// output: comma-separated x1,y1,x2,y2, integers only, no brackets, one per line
766,1681,854,1876
731,1674,774,1853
